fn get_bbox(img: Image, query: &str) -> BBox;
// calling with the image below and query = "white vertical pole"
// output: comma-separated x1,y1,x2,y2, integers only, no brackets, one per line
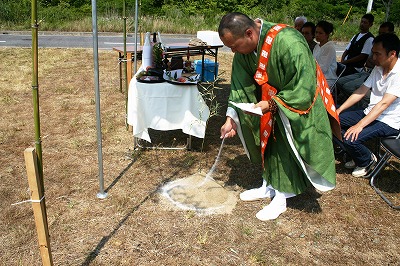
367,0,373,13
134,0,139,75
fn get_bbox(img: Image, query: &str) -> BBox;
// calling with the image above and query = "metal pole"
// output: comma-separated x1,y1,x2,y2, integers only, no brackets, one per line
367,0,373,13
134,0,139,75
132,0,140,148
91,0,107,199
123,0,128,129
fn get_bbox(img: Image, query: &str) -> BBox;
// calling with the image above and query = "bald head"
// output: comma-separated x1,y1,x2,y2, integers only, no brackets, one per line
218,12,256,39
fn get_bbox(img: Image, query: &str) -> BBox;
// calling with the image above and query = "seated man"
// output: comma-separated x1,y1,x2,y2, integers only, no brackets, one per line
340,13,374,76
301,21,317,52
337,33,400,178
337,22,395,108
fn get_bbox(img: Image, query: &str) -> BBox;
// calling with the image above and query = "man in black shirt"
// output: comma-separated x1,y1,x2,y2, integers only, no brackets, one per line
340,13,374,76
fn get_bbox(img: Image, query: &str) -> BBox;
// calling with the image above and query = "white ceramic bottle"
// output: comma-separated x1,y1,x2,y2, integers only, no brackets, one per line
142,32,153,70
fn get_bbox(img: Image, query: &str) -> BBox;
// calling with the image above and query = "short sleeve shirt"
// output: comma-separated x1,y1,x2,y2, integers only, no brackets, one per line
345,33,374,56
363,59,400,129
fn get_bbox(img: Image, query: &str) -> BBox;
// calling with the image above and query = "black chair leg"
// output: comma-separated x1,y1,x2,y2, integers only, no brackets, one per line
369,152,400,209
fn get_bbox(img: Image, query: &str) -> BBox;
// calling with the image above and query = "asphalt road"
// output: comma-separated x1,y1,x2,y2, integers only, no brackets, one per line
0,31,346,56
0,31,198,50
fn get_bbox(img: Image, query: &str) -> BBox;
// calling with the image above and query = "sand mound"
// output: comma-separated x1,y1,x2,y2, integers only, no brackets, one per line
160,173,237,215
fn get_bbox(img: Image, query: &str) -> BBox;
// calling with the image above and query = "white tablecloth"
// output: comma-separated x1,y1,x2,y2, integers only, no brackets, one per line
127,76,210,143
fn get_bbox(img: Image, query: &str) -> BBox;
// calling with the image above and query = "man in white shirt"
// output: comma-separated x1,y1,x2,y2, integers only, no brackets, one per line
340,13,374,76
337,22,395,108
337,33,400,178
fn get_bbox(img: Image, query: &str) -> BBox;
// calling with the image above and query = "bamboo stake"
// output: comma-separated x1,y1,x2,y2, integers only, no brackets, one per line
342,5,353,25
24,148,53,266
31,0,43,188
30,2,53,264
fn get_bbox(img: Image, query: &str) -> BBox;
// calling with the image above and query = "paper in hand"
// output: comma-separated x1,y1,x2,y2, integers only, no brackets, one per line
229,101,263,116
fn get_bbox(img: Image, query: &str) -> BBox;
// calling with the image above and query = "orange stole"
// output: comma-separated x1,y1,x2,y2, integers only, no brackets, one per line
254,24,340,167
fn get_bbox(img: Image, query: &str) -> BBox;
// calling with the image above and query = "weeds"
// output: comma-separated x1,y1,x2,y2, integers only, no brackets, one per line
195,77,224,173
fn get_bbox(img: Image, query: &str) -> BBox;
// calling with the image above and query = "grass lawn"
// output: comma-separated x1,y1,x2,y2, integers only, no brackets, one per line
1,47,399,265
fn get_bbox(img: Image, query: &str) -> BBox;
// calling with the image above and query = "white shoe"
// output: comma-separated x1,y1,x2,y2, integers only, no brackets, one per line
240,183,275,201
352,153,377,178
256,191,287,221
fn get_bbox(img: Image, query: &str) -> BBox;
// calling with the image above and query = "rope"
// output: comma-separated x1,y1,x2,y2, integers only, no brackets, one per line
11,195,45,206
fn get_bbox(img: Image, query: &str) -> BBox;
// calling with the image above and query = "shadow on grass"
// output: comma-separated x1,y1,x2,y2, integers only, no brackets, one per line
225,154,262,190
225,154,322,213
104,153,139,193
371,161,400,194
81,156,182,266
287,188,322,213
81,193,152,266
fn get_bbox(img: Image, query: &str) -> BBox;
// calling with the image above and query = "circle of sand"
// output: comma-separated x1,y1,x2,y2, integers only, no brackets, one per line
160,172,237,215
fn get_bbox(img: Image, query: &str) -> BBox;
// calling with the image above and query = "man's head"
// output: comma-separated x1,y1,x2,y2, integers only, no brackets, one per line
301,22,316,44
294,16,307,32
359,13,374,33
371,33,399,67
378,21,395,35
218,12,259,54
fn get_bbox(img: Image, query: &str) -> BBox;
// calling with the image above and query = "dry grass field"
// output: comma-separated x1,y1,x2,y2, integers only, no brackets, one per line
1,47,400,266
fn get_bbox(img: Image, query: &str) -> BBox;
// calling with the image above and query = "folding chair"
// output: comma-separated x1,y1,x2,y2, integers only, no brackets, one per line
330,62,346,103
367,133,400,209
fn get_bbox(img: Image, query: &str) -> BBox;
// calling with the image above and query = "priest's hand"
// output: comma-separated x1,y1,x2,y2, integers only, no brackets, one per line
220,117,237,139
255,101,269,114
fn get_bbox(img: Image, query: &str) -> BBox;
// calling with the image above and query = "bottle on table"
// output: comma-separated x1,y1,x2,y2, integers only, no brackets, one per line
142,32,153,70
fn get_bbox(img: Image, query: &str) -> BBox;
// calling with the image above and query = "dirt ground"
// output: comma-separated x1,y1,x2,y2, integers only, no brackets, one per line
1,47,400,266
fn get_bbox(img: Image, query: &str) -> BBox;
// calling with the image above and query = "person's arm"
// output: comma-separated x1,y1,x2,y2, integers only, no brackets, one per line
364,53,375,69
220,116,237,138
341,53,369,66
336,84,370,115
254,100,271,114
343,93,398,142
342,36,373,66
341,49,349,62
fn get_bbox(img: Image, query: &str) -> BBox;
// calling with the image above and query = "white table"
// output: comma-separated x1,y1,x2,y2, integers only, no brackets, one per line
127,74,210,148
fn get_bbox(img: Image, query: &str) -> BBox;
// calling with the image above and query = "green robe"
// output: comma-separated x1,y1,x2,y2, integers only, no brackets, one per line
229,21,336,194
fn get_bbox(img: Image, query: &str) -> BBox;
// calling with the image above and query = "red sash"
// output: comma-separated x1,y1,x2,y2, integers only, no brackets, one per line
254,24,340,167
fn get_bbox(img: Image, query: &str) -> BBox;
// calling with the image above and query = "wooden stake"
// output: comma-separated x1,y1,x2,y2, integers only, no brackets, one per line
24,148,53,266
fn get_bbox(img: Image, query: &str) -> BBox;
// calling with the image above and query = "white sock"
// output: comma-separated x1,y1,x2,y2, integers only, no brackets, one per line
239,179,275,201
255,189,287,221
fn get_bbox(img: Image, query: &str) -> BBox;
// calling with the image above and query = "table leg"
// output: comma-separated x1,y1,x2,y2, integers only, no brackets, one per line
201,49,205,82
186,135,192,150
127,52,133,87
214,48,219,81
118,52,123,92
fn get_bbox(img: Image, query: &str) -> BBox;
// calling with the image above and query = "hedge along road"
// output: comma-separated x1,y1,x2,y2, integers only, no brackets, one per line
0,31,347,56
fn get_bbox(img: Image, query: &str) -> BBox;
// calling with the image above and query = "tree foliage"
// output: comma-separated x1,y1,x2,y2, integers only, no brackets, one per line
0,0,399,29
0,0,31,23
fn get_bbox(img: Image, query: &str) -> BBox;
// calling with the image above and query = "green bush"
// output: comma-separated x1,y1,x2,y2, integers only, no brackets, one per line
0,0,31,24
1,0,399,33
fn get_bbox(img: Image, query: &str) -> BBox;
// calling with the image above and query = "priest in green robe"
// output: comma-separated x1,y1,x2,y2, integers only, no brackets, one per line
218,12,337,220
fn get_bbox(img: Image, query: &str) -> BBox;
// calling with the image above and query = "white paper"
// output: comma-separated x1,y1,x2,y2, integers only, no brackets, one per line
229,101,263,116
